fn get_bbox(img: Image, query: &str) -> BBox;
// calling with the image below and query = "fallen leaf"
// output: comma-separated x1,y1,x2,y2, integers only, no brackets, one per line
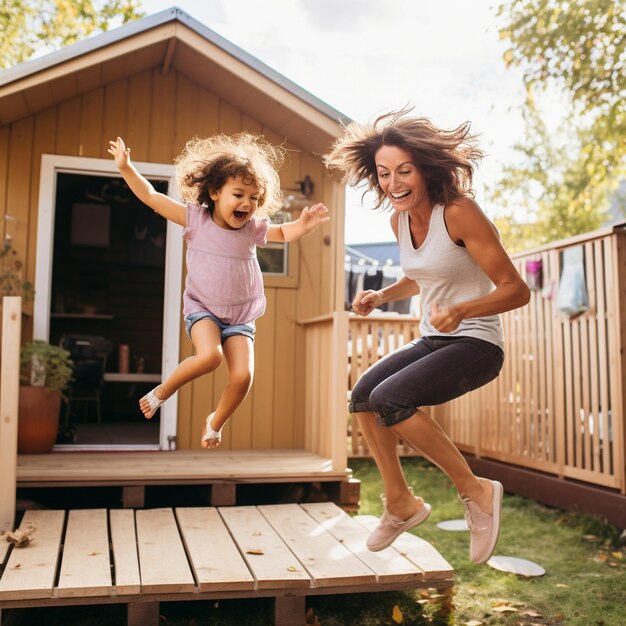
392,604,403,623
610,551,623,560
88,551,101,556
492,606,518,613
556,583,569,588
252,531,262,536
5,529,34,548
246,549,264,555
287,566,297,572
583,534,599,541
11,563,21,569
524,610,542,617
464,620,483,626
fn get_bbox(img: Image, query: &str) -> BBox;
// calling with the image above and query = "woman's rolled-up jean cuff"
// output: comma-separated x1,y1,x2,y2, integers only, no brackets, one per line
349,399,417,427
348,335,504,428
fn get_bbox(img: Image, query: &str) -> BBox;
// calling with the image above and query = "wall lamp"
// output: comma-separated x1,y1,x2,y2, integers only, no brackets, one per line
282,175,314,213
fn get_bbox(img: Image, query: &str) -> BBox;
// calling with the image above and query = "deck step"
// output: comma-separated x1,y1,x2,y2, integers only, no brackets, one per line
1,504,453,624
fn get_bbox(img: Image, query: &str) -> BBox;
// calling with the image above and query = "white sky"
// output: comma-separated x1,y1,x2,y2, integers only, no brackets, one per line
141,0,528,243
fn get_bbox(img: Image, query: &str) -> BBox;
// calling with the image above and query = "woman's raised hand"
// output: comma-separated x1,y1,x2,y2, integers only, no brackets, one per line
107,137,131,169
352,289,383,317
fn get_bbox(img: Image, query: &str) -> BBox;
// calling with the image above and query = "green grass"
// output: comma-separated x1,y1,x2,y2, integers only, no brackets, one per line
4,458,624,625
344,458,624,626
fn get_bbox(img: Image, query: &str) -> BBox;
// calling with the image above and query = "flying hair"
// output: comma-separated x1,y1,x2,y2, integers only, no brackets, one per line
175,132,285,218
324,106,484,208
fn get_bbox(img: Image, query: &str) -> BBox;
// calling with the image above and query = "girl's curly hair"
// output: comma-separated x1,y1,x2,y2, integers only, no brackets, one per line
175,132,285,218
323,107,484,208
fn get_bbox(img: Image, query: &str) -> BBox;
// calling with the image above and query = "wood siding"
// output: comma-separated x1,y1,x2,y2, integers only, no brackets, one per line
0,68,344,451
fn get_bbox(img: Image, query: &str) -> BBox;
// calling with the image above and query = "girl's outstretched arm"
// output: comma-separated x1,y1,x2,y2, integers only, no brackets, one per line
108,137,186,227
266,202,330,242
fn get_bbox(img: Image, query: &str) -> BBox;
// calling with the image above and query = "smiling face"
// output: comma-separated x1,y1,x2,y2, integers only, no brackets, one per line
209,175,261,230
375,144,429,212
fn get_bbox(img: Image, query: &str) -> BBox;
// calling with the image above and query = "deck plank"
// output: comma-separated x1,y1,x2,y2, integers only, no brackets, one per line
109,510,141,595
0,510,65,601
135,508,195,594
175,507,255,592
258,504,377,588
301,502,425,583
353,515,453,580
58,509,112,598
218,506,311,590
16,450,349,485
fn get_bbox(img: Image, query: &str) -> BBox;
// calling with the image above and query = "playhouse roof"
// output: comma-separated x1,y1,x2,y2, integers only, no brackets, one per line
0,7,350,154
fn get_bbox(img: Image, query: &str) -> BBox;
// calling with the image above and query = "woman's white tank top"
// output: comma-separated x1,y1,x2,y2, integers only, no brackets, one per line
398,204,504,350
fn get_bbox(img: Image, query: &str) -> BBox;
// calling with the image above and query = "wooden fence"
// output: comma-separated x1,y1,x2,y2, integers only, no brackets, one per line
348,314,421,457
346,226,626,494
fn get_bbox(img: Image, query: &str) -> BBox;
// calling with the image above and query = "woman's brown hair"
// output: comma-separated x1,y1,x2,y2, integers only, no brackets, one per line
324,107,484,207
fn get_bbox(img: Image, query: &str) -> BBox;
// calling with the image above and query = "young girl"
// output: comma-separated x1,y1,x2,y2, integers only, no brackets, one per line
108,133,329,449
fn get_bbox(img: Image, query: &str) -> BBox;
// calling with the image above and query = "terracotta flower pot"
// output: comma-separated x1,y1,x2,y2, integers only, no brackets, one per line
17,386,62,454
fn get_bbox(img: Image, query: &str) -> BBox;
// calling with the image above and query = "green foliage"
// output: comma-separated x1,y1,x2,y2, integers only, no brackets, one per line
0,0,144,69
493,0,626,250
0,236,34,301
20,339,73,392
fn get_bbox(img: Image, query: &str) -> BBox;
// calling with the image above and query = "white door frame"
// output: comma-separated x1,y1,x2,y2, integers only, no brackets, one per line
34,154,183,450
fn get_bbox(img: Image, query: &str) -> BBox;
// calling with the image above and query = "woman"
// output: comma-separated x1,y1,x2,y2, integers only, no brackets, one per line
324,109,529,563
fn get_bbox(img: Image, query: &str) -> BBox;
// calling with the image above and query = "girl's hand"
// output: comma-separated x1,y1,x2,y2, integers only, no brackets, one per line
107,137,131,169
430,301,462,332
298,203,330,233
352,290,383,317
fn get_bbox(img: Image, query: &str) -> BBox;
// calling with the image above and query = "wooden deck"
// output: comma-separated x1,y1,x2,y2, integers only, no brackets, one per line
0,503,453,626
16,449,360,508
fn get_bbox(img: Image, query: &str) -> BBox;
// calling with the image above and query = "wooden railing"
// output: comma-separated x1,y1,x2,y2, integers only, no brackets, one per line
299,312,349,471
348,314,421,457
437,226,626,493
1,296,22,533
345,227,626,494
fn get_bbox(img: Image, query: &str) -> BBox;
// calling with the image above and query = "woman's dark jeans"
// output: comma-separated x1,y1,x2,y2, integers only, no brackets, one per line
349,335,504,427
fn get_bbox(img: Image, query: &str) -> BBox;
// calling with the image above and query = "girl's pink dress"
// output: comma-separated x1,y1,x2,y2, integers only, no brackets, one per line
182,203,269,325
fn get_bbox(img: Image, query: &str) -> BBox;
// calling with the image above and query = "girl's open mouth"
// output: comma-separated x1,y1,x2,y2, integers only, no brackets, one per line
233,211,248,220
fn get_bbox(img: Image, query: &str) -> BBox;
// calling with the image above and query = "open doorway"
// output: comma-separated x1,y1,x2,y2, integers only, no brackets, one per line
34,155,182,450
50,172,166,446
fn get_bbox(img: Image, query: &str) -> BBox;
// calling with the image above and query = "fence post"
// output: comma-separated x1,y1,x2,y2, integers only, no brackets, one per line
0,296,22,533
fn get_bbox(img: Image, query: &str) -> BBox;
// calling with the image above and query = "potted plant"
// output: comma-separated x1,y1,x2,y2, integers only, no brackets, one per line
0,234,34,301
18,339,73,454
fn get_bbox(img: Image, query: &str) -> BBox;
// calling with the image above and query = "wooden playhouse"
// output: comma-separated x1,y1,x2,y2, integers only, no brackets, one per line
0,7,354,505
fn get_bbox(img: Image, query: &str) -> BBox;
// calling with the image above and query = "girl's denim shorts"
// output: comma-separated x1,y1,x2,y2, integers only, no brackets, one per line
349,335,504,427
184,311,256,343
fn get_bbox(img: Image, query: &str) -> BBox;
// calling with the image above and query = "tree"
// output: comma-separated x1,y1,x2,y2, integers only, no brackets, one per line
0,0,144,69
492,0,625,251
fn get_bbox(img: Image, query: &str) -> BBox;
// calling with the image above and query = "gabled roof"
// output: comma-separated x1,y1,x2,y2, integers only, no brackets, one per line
0,6,350,153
